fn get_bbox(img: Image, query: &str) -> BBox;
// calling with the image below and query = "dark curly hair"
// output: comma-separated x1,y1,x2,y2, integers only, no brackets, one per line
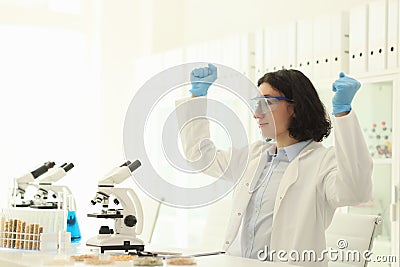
257,69,331,142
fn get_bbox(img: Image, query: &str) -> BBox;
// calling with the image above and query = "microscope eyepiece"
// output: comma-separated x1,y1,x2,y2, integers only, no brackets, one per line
31,162,55,178
128,160,141,172
63,163,74,172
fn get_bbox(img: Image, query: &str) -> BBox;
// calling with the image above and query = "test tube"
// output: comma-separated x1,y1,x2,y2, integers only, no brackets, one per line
38,226,43,250
20,221,26,249
29,223,34,250
7,219,13,248
23,224,30,249
12,219,17,248
0,216,4,246
3,221,9,248
15,220,22,249
33,224,39,250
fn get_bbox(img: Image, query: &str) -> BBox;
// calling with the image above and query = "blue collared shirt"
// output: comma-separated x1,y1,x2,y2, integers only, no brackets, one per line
241,140,312,259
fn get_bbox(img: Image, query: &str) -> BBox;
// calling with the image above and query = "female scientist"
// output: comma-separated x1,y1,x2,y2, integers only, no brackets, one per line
176,65,373,267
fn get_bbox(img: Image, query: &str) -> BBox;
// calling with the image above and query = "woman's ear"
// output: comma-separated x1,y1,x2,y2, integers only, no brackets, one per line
287,103,295,118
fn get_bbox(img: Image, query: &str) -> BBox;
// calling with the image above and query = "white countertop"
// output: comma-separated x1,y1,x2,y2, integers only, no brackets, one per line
0,244,299,267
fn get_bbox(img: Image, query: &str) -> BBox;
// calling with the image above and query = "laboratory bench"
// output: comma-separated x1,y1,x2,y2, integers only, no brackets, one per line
0,243,299,267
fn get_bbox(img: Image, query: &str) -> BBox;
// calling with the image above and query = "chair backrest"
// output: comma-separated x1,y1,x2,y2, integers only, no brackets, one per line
325,212,382,267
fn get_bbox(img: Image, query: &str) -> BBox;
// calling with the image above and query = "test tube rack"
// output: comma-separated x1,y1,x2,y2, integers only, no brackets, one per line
0,208,66,252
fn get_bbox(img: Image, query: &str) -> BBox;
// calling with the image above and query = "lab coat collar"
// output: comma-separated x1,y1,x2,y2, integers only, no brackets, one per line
248,144,274,192
273,141,322,219
248,141,321,195
278,141,322,189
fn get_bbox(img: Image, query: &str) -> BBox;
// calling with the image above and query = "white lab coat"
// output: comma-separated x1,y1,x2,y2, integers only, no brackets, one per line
176,97,373,267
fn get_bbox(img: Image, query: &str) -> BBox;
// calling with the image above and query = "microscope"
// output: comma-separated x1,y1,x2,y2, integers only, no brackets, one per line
13,161,56,207
31,163,75,209
31,162,82,242
86,160,145,253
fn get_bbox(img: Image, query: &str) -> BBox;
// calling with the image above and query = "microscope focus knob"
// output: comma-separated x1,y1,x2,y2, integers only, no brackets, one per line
124,215,137,227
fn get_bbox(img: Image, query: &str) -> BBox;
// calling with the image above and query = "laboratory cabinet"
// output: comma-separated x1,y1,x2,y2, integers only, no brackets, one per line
315,73,400,267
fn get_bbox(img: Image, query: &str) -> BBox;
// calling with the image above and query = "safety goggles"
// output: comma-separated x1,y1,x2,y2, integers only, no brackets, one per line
250,95,295,114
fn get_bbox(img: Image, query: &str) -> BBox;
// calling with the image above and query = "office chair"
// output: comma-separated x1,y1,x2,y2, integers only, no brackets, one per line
325,212,383,267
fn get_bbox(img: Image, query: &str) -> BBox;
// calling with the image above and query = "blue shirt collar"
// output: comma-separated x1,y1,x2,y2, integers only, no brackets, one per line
267,140,312,162
282,139,313,162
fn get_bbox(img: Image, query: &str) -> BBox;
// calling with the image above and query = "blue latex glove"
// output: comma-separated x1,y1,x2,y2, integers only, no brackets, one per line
332,72,361,115
189,64,217,96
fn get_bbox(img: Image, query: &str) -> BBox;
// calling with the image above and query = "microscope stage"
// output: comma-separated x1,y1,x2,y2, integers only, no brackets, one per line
30,203,58,209
13,203,31,208
86,235,145,253
87,213,123,218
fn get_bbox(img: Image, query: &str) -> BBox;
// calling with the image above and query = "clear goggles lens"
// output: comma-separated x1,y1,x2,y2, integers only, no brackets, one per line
250,97,279,114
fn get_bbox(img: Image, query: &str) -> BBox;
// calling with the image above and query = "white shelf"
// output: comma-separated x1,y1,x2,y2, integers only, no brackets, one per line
373,158,392,165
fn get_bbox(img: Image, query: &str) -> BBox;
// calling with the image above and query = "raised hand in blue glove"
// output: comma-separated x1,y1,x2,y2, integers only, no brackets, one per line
189,63,217,97
332,72,361,115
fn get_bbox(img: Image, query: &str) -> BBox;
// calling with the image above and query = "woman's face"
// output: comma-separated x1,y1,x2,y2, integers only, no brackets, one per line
254,82,294,140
